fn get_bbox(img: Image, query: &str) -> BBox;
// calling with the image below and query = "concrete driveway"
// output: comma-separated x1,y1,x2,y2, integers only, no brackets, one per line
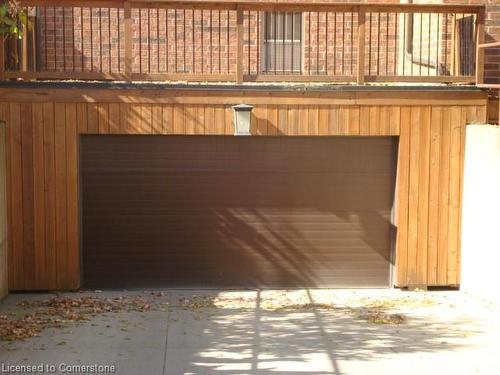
1,289,499,375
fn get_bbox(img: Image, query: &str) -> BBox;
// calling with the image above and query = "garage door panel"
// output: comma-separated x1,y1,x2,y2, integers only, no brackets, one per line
82,226,392,239
83,211,391,222
83,223,392,246
84,257,390,271
82,228,391,244
81,136,396,288
82,172,394,184
82,188,394,210
83,142,394,174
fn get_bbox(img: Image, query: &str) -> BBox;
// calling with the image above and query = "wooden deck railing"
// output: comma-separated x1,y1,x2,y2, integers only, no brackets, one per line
0,1,486,84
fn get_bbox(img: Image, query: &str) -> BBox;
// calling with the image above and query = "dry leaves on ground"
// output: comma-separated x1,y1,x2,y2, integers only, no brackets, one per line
265,302,337,312
0,294,166,342
347,296,436,325
176,295,217,310
174,293,409,325
356,310,407,325
357,296,436,310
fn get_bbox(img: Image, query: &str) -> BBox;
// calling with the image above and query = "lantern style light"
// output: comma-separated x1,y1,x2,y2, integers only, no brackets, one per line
232,104,253,136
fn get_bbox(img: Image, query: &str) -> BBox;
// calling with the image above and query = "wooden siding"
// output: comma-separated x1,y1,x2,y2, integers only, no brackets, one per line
0,88,488,290
487,97,499,125
0,122,7,298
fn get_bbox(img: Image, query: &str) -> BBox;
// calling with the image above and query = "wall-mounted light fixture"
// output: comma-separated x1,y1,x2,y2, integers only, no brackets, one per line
232,104,253,136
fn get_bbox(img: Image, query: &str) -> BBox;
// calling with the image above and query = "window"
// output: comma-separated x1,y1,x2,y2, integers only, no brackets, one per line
263,12,302,73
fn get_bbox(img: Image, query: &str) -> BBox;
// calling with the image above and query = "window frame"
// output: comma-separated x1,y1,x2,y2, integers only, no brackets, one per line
260,11,304,74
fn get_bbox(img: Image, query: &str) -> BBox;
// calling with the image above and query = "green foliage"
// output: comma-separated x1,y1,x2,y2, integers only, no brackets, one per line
0,0,30,39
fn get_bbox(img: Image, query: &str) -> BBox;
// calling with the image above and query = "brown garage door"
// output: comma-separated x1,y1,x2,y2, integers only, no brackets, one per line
81,136,397,288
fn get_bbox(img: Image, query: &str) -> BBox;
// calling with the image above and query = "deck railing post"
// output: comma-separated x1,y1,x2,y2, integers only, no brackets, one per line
357,7,366,85
236,6,244,84
124,1,133,81
475,8,485,85
450,14,458,76
21,19,28,72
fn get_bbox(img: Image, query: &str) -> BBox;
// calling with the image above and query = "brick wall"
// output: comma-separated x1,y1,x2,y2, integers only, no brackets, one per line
418,0,500,83
9,1,499,83
480,0,499,83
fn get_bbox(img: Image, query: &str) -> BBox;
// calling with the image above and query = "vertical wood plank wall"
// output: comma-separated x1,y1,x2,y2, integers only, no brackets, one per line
0,122,7,299
0,94,488,290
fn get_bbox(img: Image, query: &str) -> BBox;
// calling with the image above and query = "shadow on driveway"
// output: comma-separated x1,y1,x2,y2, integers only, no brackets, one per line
0,289,497,375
